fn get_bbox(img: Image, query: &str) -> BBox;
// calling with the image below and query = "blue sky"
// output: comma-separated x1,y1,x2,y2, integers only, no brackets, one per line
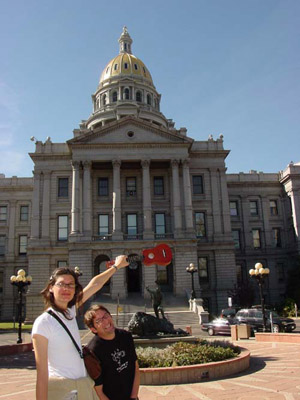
0,0,299,177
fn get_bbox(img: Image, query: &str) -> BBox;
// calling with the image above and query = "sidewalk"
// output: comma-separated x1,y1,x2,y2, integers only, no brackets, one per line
1,335,300,399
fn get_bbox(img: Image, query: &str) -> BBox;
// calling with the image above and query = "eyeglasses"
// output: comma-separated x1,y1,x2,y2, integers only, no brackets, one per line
54,282,76,289
94,312,110,325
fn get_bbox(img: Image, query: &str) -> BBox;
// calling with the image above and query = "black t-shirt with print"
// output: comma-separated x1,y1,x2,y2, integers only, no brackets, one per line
87,329,137,400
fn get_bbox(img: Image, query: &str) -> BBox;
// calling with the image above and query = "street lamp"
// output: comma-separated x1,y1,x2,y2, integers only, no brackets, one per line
10,269,32,343
186,263,197,300
249,263,270,332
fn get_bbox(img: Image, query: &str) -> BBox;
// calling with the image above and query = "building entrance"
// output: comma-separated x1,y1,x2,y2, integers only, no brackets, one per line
127,256,141,292
94,255,110,294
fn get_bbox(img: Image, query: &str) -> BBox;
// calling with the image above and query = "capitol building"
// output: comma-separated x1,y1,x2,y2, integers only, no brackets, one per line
0,28,300,321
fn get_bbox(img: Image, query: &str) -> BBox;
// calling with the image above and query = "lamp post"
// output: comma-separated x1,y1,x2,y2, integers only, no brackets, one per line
186,263,197,300
249,263,270,332
10,269,32,343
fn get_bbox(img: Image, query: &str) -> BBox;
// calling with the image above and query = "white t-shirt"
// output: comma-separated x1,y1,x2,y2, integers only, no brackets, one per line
32,306,87,379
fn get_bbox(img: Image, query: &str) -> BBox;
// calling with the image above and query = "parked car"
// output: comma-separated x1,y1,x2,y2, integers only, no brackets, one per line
234,308,296,333
201,318,233,336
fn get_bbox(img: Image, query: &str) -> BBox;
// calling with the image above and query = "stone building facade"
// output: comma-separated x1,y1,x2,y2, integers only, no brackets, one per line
0,28,299,321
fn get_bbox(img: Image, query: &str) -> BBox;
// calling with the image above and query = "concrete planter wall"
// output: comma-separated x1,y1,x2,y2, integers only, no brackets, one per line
140,347,250,385
255,333,300,343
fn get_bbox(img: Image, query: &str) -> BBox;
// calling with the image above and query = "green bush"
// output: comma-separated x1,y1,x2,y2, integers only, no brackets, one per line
136,340,240,368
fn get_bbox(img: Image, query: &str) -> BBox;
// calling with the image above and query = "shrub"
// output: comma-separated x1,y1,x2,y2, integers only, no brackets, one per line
136,340,240,368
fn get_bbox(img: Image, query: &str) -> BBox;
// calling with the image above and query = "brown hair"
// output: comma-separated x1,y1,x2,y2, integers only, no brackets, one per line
41,267,83,319
84,304,111,331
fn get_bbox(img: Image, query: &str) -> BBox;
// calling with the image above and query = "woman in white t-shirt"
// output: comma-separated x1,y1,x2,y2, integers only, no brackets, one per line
32,255,128,400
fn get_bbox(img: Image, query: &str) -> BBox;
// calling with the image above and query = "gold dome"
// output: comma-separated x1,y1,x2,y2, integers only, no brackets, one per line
99,27,154,86
100,53,153,85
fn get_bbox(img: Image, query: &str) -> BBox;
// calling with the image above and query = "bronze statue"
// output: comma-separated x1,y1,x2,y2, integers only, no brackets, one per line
146,281,165,319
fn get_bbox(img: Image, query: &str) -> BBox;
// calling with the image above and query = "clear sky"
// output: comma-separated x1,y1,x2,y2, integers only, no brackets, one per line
0,0,299,177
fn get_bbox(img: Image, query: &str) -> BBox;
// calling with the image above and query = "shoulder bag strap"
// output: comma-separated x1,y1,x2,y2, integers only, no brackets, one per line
47,310,83,358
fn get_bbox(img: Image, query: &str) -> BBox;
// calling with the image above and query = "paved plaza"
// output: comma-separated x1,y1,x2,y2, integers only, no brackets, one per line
1,338,300,400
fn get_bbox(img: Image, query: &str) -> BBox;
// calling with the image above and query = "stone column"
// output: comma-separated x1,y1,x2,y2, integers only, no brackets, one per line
31,171,41,239
219,167,232,239
182,158,194,236
112,160,123,240
41,171,50,241
71,161,80,235
82,161,92,238
261,196,271,247
210,168,222,238
8,200,16,256
171,159,183,237
141,159,154,239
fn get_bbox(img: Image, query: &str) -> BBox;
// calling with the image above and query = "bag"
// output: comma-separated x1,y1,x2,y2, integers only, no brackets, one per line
82,346,102,380
47,310,102,380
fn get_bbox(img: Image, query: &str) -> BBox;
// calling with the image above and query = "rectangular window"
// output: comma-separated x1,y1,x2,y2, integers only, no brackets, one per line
154,177,164,195
230,201,238,216
58,178,69,198
98,178,109,196
195,212,206,237
276,263,285,282
232,230,241,249
0,206,7,221
20,205,29,221
250,201,258,216
19,235,28,254
58,215,68,241
155,213,166,236
0,236,5,255
99,214,109,236
272,228,282,248
252,229,261,249
127,214,137,237
270,200,278,216
198,257,209,282
192,175,203,194
126,177,136,196
57,260,68,268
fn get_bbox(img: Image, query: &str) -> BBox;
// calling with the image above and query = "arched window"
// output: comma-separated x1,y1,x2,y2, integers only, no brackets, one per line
147,94,151,106
136,91,142,102
124,88,130,100
102,94,107,106
112,91,118,102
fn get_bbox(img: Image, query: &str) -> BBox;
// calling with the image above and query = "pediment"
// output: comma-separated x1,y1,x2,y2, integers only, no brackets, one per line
68,117,193,147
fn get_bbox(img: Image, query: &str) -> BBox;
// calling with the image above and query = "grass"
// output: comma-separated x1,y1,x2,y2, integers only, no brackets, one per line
0,322,33,330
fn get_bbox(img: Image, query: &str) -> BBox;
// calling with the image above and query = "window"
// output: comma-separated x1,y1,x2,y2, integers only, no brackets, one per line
270,200,278,216
0,236,5,255
126,177,136,196
252,229,261,249
99,214,109,236
124,88,130,100
112,91,118,102
230,201,238,216
155,213,166,236
102,94,107,105
136,91,142,102
58,178,69,198
20,205,29,221
192,176,203,195
98,178,109,196
114,64,118,71
236,264,243,284
134,64,138,70
276,263,285,282
124,62,128,69
195,212,206,237
198,257,208,282
154,177,164,195
272,228,282,248
19,235,27,255
0,206,7,221
156,265,167,285
147,94,151,105
127,214,137,237
58,216,68,241
232,230,241,249
250,201,258,216
57,261,68,268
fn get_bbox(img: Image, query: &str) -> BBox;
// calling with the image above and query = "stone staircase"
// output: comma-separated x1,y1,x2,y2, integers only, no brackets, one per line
88,292,202,334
